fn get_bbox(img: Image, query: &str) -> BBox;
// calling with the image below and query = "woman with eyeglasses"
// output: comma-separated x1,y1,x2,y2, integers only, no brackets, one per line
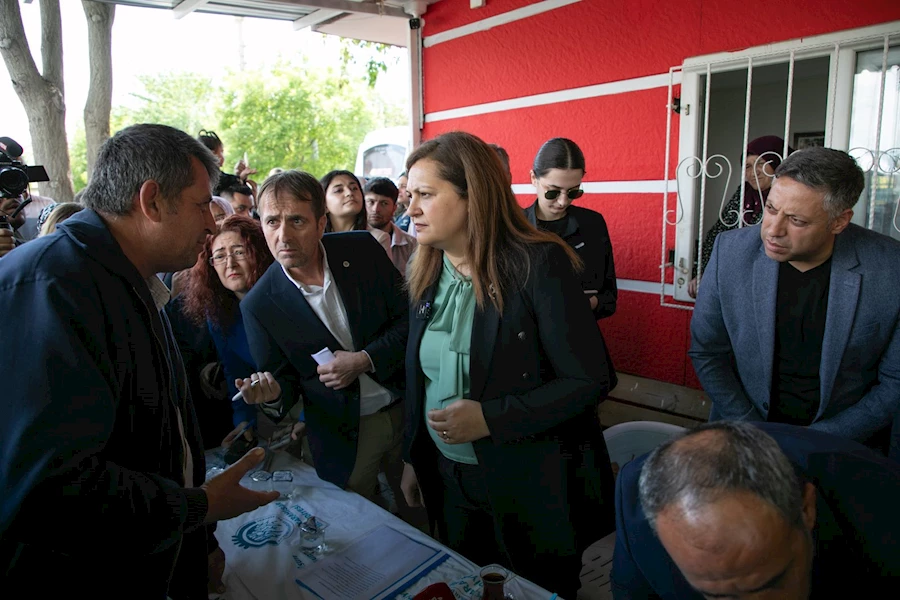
400,132,616,599
181,215,279,448
525,138,617,319
320,170,367,232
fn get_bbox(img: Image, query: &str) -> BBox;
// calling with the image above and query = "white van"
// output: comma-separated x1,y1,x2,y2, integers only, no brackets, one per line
354,126,410,183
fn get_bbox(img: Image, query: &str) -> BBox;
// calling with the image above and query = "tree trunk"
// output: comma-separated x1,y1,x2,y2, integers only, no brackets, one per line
0,0,73,202
82,1,114,178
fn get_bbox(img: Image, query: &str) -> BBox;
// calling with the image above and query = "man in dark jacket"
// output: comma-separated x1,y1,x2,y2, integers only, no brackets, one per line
0,124,279,598
612,422,900,599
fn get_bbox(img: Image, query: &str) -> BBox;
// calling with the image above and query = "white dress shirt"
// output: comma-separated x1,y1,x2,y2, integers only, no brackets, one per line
281,244,395,416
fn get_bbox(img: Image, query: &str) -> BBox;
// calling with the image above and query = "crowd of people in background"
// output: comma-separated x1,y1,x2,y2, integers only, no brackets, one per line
0,123,897,599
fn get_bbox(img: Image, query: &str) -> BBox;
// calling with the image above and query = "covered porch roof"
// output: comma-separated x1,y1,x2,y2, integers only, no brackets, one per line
88,0,438,47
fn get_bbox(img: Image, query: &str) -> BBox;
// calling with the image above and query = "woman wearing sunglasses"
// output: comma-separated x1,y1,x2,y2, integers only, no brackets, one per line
525,138,617,319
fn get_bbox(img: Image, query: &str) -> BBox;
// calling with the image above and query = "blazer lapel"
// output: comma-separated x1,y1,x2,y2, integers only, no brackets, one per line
819,232,860,418
469,296,501,403
328,248,364,351
752,245,778,402
268,266,342,355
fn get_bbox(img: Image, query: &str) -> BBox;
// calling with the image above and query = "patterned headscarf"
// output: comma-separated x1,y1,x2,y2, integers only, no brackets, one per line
742,136,795,224
36,202,57,233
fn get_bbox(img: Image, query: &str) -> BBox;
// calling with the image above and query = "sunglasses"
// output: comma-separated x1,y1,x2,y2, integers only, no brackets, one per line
543,187,584,201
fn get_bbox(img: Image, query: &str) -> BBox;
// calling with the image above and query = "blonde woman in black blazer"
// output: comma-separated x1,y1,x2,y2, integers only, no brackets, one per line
400,132,616,599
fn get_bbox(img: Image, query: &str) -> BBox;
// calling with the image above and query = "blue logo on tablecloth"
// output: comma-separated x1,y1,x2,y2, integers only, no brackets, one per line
232,515,294,549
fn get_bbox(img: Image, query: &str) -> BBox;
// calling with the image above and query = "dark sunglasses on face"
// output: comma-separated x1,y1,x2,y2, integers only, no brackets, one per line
543,187,584,201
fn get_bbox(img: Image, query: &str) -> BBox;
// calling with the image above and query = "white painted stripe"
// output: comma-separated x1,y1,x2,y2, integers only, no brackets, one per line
424,0,581,48
512,180,677,195
425,71,681,122
618,278,675,297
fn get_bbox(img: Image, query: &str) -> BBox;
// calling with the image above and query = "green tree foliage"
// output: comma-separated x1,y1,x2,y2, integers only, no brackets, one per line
69,63,406,189
338,38,397,88
70,126,89,192
217,63,383,177
111,72,218,135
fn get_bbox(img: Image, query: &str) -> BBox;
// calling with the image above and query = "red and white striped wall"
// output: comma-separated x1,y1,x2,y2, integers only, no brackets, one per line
416,0,900,387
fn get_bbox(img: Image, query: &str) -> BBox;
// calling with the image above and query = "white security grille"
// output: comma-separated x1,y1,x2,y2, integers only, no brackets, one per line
660,22,900,309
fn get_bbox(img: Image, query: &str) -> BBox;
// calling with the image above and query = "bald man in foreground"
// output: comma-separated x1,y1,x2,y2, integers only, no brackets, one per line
611,421,900,599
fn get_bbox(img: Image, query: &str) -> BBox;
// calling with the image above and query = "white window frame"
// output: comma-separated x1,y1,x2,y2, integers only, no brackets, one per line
663,20,900,307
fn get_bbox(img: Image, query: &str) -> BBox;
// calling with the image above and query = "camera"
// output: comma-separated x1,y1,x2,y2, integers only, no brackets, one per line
0,137,49,200
409,18,421,30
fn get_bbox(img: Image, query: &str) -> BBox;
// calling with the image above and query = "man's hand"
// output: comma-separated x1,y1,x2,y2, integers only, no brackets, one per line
221,421,253,449
589,295,599,311
290,421,307,441
234,371,281,405
207,546,226,594
317,350,370,390
427,399,490,444
0,229,15,258
234,159,258,182
202,447,279,524
401,462,424,509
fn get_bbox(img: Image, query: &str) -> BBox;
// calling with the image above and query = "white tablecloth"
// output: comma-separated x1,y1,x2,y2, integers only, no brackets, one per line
210,451,557,600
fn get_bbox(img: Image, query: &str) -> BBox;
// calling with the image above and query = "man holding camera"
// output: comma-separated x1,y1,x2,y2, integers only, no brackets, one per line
0,194,23,256
0,124,279,597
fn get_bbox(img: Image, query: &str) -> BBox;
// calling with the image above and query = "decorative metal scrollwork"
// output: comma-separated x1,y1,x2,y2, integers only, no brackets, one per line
672,154,732,226
849,147,900,233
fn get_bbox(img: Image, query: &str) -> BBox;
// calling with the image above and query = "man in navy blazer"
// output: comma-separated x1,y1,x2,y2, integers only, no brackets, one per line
239,170,408,500
689,147,900,449
611,422,900,599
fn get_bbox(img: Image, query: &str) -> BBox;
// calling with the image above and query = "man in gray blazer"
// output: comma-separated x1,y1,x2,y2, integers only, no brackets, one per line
689,147,900,450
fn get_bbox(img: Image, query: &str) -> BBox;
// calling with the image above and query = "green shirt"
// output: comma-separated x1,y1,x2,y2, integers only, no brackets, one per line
419,255,479,465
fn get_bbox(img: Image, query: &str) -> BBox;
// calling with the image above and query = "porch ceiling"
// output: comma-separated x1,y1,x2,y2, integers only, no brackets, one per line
90,0,438,47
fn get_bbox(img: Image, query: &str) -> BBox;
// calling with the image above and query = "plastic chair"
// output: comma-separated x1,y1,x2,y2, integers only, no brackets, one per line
603,421,687,469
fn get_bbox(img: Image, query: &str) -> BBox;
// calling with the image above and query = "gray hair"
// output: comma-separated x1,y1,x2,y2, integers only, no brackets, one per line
82,124,220,216
774,147,865,220
638,422,803,531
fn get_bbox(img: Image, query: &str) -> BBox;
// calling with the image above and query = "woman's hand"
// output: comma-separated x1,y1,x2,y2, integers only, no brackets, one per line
221,421,253,449
688,277,700,299
401,462,424,508
235,371,281,404
427,399,490,444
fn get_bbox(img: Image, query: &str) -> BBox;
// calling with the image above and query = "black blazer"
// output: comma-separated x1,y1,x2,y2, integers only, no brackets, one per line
404,242,617,571
525,201,617,319
241,231,408,488
611,423,900,599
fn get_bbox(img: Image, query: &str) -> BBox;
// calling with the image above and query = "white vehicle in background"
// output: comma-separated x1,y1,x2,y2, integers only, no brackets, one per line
354,126,410,183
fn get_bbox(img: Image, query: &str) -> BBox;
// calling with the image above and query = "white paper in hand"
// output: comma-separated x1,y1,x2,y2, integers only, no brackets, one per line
312,347,336,366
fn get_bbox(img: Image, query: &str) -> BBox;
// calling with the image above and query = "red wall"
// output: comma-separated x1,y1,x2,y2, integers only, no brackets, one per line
419,0,900,387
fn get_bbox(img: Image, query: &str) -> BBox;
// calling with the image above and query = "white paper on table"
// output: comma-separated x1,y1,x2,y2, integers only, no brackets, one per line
312,347,336,365
295,524,448,600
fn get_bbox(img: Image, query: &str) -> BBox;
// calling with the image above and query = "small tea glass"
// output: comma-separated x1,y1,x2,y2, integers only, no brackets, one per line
479,564,516,600
297,517,329,555
248,470,272,491
271,470,294,499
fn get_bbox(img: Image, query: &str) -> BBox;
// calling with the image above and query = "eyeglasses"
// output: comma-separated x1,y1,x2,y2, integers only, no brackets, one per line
209,248,248,266
543,187,584,201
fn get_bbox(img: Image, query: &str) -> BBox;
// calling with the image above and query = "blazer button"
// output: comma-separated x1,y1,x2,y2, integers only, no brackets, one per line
762,402,769,411
521,372,528,379
517,331,526,341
